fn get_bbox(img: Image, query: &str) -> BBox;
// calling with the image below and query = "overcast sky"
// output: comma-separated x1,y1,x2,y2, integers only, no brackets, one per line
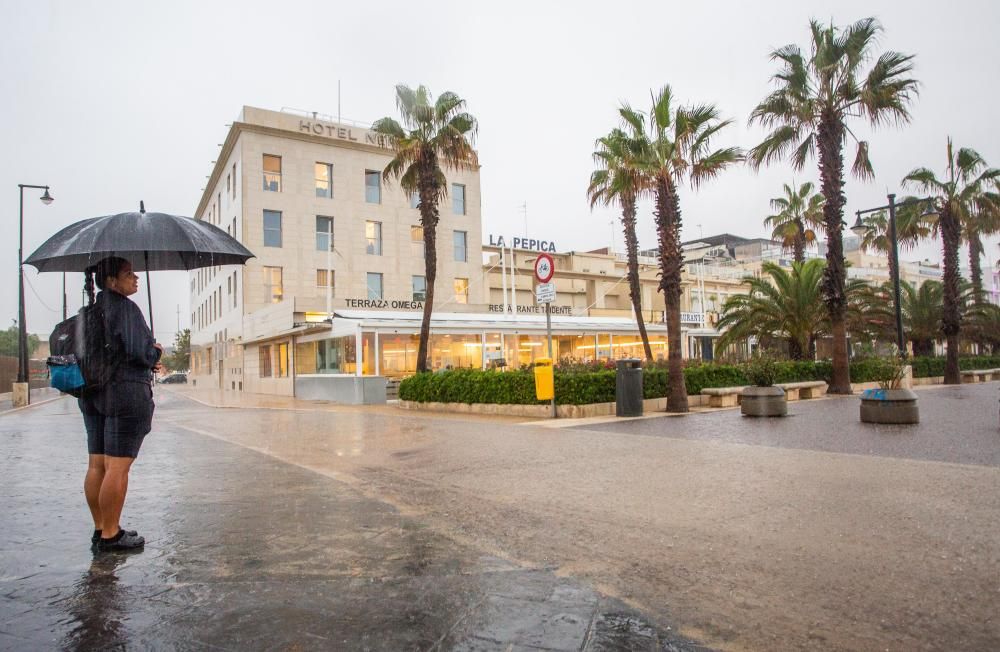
3,0,998,342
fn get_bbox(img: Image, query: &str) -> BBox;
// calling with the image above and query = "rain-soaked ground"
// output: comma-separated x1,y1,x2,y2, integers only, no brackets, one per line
0,395,709,651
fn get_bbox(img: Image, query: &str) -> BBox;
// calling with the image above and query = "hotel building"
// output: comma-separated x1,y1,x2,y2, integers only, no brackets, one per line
189,107,678,399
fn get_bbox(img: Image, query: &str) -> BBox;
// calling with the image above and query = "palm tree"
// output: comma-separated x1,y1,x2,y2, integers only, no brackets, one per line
903,138,1000,383
899,280,943,357
621,86,742,412
763,182,824,263
855,206,931,283
588,127,653,360
371,85,478,373
965,302,1000,355
962,203,1000,304
748,17,918,394
716,260,829,360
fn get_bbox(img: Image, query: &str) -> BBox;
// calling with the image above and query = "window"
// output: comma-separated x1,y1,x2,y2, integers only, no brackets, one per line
276,342,289,378
263,154,281,192
452,183,466,215
316,269,335,293
411,225,424,242
315,162,333,198
263,210,282,247
226,174,230,195
365,170,381,203
264,266,283,303
412,275,426,302
218,192,222,216
453,230,468,262
259,345,273,377
231,163,237,198
316,216,334,251
231,217,237,240
232,272,238,308
454,278,469,304
410,191,420,209
365,221,382,255
367,272,383,300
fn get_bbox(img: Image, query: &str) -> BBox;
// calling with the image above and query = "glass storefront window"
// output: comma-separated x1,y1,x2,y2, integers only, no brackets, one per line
428,334,481,371
379,334,420,378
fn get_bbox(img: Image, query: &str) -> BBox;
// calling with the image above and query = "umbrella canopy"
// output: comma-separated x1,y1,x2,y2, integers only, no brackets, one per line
24,207,254,272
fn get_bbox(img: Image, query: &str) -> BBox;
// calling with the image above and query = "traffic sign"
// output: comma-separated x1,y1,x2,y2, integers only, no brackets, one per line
533,253,554,283
535,282,556,304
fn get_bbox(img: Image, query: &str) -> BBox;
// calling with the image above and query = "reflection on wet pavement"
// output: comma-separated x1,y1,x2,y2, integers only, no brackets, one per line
0,395,708,651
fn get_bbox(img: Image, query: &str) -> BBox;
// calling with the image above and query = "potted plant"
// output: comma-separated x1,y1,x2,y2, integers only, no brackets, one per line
741,352,787,417
859,354,919,424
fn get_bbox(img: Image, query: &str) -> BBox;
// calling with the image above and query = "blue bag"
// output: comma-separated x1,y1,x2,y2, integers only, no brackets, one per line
48,354,86,395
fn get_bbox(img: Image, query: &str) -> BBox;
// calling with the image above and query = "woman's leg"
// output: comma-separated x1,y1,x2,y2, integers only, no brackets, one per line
98,455,134,539
84,454,106,529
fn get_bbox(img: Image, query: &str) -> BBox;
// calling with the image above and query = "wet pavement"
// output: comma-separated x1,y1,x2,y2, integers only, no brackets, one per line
0,394,707,651
577,383,1000,467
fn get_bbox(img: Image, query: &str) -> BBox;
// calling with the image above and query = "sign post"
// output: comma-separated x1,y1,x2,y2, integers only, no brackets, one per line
534,254,556,418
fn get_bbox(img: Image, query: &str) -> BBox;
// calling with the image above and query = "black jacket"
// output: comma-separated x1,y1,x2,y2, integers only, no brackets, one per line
97,290,161,383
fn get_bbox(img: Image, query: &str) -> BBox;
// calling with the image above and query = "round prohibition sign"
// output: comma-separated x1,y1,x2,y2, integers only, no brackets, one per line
533,253,555,283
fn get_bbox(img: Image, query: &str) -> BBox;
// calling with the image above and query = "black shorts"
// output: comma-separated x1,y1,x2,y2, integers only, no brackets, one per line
79,382,155,458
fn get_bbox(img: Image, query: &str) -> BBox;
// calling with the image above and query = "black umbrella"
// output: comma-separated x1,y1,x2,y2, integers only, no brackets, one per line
25,202,254,337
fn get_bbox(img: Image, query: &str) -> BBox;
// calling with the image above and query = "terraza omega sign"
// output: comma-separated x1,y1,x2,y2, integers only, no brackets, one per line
343,298,573,315
488,234,557,253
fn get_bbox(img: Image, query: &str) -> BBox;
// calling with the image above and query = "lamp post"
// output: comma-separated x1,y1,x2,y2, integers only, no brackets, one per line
15,184,54,408
851,193,936,360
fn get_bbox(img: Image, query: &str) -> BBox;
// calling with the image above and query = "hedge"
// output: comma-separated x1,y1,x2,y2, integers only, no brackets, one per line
398,355,1000,405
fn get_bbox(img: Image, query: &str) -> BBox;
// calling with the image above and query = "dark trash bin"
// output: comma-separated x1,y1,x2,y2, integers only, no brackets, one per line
616,358,643,417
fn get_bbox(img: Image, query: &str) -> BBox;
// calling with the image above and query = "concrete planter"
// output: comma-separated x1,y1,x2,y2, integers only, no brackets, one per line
741,385,787,417
859,388,919,424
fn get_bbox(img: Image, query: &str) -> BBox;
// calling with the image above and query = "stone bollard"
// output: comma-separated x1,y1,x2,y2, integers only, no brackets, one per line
12,382,29,408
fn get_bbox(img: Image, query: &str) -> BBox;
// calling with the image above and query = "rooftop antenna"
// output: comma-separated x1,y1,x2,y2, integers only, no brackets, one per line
520,202,528,235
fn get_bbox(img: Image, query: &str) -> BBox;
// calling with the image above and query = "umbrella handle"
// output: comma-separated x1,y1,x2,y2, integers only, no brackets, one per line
144,250,154,339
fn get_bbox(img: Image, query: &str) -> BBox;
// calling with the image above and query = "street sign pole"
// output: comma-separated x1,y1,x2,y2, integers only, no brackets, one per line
533,253,557,419
546,301,555,418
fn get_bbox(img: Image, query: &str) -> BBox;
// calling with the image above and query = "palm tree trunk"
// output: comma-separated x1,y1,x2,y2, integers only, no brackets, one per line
793,219,805,264
968,230,984,304
788,338,804,360
415,175,440,373
621,198,653,361
817,113,851,393
654,176,688,412
940,206,962,384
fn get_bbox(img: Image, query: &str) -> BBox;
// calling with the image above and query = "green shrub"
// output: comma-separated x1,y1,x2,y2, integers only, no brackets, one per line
398,355,1000,405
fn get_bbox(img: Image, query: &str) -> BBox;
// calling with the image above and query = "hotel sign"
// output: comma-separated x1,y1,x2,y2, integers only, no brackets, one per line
298,120,385,147
488,234,557,253
489,304,573,315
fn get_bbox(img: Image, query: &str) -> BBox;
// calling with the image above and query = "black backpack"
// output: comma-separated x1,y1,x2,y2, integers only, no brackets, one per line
48,304,119,397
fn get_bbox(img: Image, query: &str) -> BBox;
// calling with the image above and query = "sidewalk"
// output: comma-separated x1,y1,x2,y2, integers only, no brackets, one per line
0,394,708,651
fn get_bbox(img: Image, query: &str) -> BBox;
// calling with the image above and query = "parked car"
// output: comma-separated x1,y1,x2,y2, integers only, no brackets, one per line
158,373,188,384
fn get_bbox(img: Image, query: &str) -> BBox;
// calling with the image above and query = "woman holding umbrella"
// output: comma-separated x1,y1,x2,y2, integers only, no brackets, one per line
25,203,254,552
80,256,164,552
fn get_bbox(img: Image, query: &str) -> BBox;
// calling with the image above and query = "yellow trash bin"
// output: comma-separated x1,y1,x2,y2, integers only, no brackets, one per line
534,357,554,401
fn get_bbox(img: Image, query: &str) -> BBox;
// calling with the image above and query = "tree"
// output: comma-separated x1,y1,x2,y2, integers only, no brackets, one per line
749,17,918,393
0,325,40,358
855,205,931,283
622,86,742,412
371,85,478,373
903,138,1000,383
588,126,653,360
965,302,1000,355
962,195,1000,304
763,182,824,263
899,280,942,357
163,329,190,372
716,260,830,360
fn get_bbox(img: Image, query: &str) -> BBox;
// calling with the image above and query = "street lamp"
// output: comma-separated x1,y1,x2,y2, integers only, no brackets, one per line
851,193,937,359
15,184,54,407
